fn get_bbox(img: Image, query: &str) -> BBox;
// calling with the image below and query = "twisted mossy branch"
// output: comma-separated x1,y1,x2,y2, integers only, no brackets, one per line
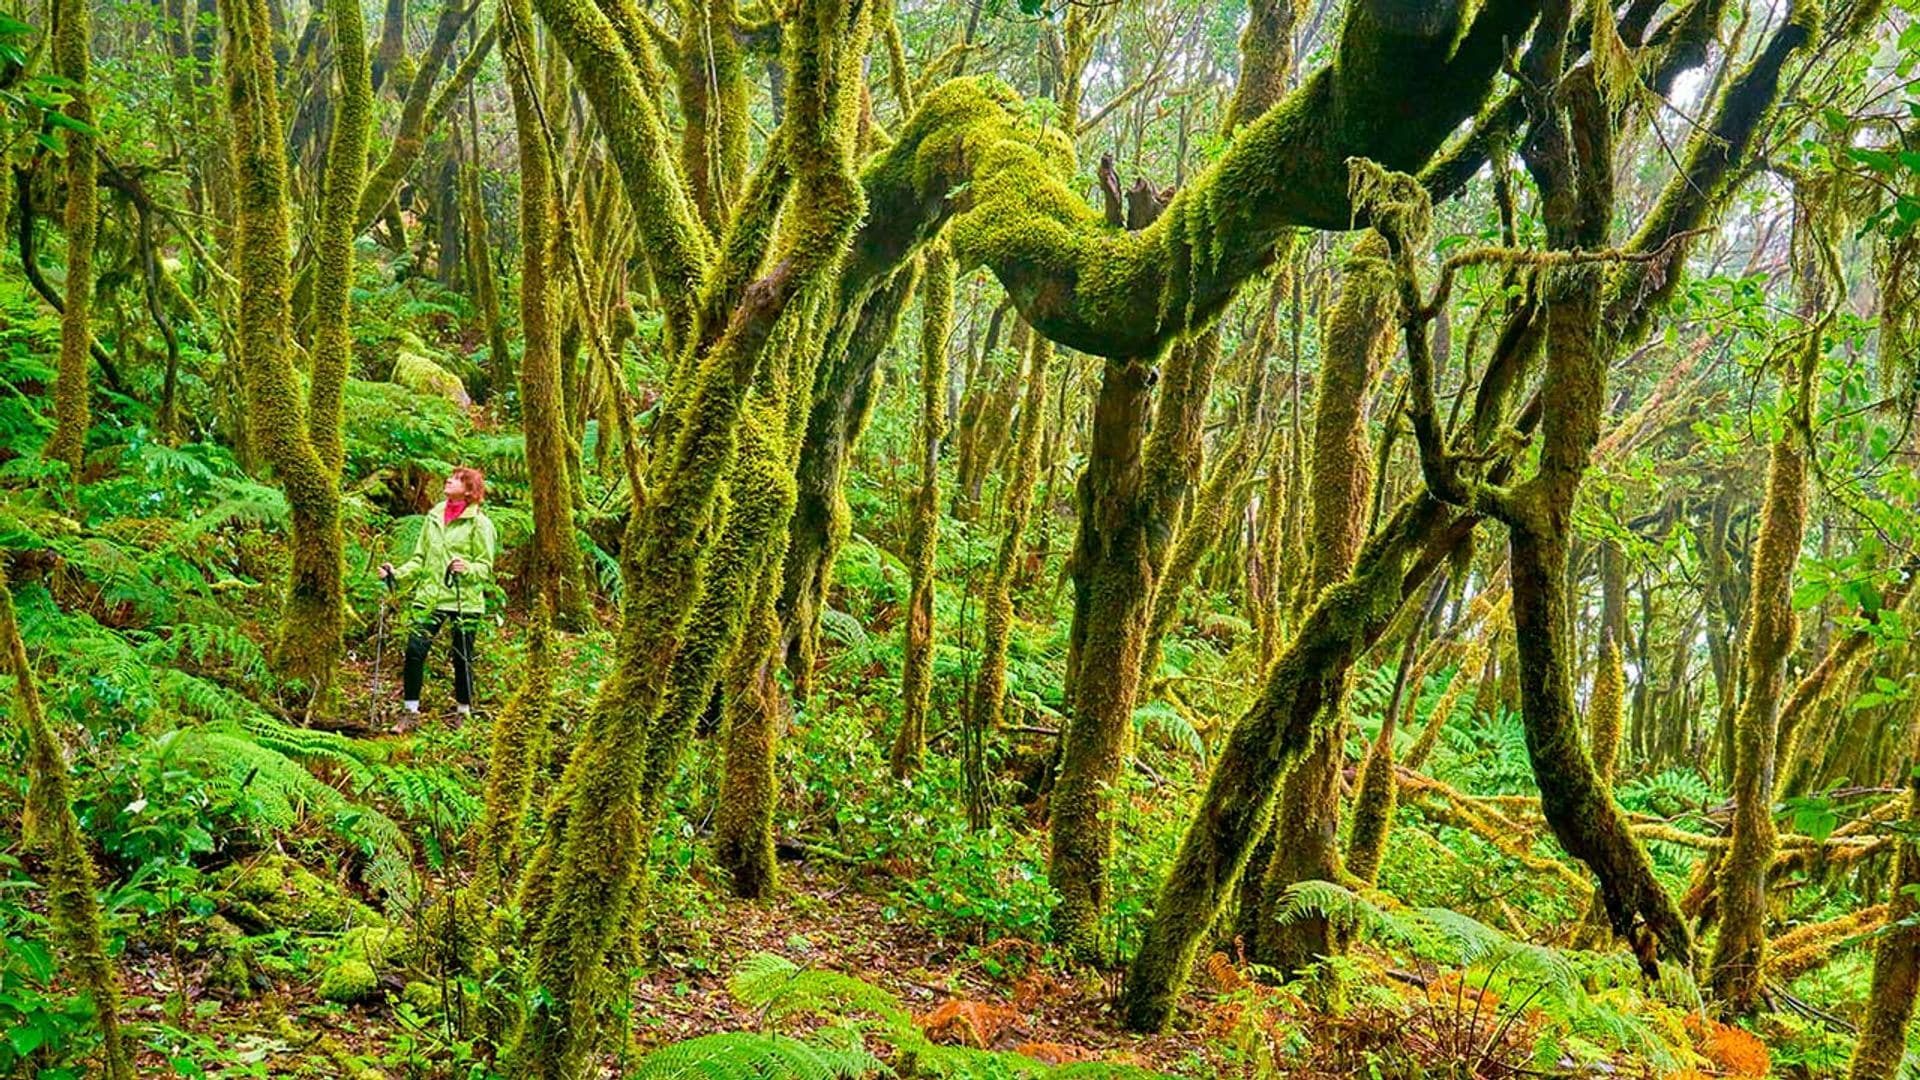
847,0,1541,359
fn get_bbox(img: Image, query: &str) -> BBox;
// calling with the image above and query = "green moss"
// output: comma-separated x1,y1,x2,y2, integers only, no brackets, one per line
216,854,383,935
306,0,371,476
1121,494,1460,1031
45,0,95,476
470,598,555,901
223,0,345,700
1590,633,1625,784
503,0,587,619
968,332,1053,740
0,568,132,1078
891,241,953,778
317,926,407,1003
1709,422,1810,1010
507,0,874,1069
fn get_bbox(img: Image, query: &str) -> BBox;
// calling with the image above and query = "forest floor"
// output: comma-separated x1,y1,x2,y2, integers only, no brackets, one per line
115,855,1219,1077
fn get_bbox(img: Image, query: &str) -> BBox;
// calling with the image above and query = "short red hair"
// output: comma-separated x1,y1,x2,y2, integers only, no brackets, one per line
451,466,486,503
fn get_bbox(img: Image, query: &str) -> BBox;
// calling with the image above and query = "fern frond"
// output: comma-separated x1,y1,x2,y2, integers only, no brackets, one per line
631,1031,880,1080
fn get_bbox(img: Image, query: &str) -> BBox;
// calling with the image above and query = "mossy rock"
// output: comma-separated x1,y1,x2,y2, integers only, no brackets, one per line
317,925,410,1004
214,854,384,936
198,915,258,998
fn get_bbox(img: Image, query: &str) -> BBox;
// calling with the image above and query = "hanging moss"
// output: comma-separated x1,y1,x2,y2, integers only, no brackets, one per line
0,568,133,1079
45,0,95,475
892,240,953,778
845,0,1536,359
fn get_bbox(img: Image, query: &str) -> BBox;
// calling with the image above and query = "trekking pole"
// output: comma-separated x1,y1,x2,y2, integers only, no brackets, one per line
370,571,395,730
449,563,474,713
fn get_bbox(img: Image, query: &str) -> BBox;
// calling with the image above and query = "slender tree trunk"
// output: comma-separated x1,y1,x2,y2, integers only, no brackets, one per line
1709,336,1816,1010
892,242,953,777
46,0,96,475
1250,237,1395,969
309,0,372,475
778,271,917,697
0,567,132,1077
1122,494,1469,1030
1849,696,1920,1080
502,5,585,620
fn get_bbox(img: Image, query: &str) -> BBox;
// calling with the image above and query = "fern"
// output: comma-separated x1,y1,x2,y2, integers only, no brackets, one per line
156,728,415,901
651,955,1177,1080
1275,883,1688,1071
1131,700,1204,760
633,1031,881,1080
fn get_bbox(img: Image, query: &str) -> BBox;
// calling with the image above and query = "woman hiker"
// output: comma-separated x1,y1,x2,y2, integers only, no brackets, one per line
381,467,497,730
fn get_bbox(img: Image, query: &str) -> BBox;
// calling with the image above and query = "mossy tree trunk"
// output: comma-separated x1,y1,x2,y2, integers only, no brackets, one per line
471,598,555,901
966,330,1053,783
892,240,953,778
1250,235,1396,971
46,0,95,476
506,0,873,1067
778,271,916,697
1708,285,1821,1010
0,568,132,1077
712,400,803,897
222,0,346,703
1051,331,1219,961
1848,695,1920,1080
502,0,587,622
1122,493,1472,1029
308,0,372,476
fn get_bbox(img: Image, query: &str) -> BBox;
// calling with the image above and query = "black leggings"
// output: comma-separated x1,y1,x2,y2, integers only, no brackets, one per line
402,609,478,705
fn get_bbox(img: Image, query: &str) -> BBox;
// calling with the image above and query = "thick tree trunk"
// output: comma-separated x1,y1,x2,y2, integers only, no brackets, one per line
1050,356,1158,960
223,0,345,701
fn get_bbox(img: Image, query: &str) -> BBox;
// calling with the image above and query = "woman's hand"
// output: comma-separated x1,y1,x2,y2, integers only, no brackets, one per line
448,558,468,575
380,562,396,580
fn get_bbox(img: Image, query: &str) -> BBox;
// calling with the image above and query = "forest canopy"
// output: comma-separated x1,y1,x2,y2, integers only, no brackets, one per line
0,0,1917,1075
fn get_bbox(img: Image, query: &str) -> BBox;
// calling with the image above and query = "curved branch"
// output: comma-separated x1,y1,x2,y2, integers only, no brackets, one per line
850,0,1542,359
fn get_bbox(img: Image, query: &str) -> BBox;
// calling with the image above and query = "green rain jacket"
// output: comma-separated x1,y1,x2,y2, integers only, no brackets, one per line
392,501,497,615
